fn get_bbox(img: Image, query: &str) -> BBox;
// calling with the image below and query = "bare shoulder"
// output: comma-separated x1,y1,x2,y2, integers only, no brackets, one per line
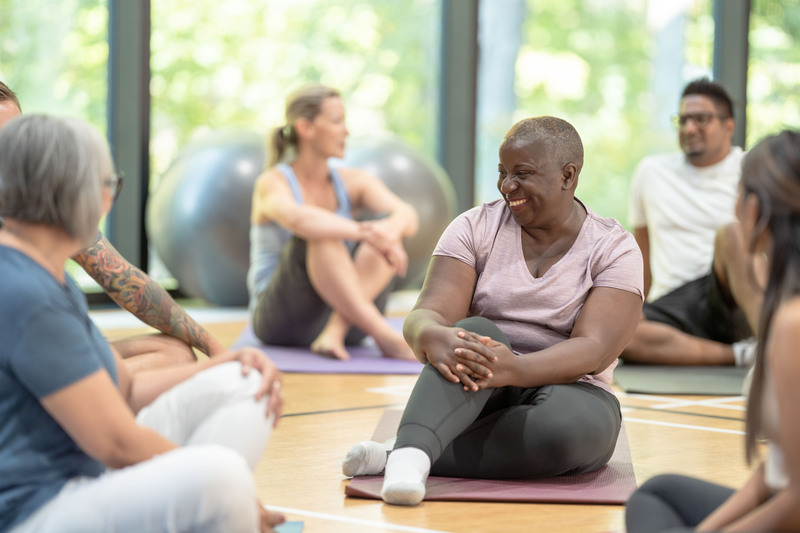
771,297,800,339
338,166,379,188
256,167,289,188
767,297,800,373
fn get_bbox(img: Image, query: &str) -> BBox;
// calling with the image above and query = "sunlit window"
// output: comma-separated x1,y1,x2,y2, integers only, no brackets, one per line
475,0,713,227
149,0,441,186
747,0,800,147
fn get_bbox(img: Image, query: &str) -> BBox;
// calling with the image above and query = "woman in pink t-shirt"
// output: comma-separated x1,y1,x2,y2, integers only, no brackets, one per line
342,116,644,505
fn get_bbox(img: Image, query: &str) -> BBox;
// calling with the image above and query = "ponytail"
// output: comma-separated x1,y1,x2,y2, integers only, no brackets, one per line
268,124,296,167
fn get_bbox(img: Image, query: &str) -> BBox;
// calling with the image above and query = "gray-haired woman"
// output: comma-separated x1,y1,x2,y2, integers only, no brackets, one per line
0,114,285,532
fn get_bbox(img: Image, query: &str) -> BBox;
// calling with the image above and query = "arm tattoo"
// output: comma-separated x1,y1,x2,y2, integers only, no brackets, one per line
73,234,217,355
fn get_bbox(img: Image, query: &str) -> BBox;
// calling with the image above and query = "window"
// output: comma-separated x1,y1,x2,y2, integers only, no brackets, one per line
747,0,800,147
149,0,441,184
475,0,713,227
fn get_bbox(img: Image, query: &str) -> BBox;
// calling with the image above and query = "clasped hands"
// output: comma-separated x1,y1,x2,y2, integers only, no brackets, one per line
422,326,518,391
359,219,408,277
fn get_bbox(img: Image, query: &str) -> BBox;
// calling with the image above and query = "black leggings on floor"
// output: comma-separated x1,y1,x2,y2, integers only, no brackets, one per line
625,474,735,533
394,316,622,479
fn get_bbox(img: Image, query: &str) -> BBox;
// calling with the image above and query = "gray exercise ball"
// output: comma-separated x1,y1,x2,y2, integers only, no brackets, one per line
146,130,265,306
147,131,457,306
339,136,458,289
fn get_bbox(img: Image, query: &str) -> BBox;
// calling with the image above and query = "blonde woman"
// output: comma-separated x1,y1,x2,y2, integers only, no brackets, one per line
247,84,418,361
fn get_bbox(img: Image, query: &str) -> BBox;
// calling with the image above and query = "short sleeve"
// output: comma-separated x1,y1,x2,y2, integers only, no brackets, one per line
10,307,106,399
593,229,645,301
432,208,480,269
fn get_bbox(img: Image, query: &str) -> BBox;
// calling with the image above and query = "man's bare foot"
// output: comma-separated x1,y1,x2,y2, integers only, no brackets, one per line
311,331,350,360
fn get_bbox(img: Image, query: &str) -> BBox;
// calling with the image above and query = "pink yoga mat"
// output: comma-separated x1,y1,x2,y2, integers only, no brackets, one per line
345,410,637,504
231,317,422,375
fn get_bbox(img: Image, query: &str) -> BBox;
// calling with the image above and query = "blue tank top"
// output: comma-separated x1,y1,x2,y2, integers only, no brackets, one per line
247,164,352,310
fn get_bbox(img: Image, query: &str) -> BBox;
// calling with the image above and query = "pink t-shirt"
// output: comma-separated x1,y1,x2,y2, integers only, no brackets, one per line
433,198,644,391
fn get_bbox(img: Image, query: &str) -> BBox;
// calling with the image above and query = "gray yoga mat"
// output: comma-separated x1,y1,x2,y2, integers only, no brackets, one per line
613,364,749,395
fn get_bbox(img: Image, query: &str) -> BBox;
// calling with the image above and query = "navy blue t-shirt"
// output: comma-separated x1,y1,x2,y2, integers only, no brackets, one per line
0,245,117,531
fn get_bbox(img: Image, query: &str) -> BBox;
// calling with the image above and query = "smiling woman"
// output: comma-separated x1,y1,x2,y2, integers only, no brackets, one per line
342,115,644,506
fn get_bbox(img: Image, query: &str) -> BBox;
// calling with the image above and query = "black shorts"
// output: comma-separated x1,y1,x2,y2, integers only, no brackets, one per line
251,236,390,346
642,270,752,344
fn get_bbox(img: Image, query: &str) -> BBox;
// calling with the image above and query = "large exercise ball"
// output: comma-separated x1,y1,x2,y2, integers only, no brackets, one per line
147,131,458,306
146,130,264,306
339,136,458,288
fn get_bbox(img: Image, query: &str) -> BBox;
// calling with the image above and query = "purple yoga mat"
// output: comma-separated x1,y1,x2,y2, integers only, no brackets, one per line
231,317,422,375
345,409,638,504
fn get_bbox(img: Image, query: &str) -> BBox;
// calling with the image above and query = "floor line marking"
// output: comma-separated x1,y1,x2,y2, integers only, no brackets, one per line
622,405,744,422
367,385,415,396
624,417,745,434
268,505,452,533
282,404,404,418
653,398,745,410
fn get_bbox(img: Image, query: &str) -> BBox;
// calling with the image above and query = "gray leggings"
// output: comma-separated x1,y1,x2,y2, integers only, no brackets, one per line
625,474,735,533
394,316,622,479
252,237,390,346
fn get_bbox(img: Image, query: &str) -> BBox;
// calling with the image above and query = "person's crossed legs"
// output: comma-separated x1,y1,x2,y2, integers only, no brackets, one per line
622,221,762,366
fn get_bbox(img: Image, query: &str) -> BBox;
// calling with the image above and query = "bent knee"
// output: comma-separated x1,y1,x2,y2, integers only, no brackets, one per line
180,445,258,530
196,362,264,398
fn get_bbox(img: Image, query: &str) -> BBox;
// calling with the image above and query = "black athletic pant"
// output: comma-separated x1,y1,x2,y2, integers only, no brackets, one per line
252,237,390,346
625,474,735,533
394,316,622,479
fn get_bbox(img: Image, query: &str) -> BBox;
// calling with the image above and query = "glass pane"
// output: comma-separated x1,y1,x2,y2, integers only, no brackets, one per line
748,0,800,147
149,0,441,185
475,0,713,227
148,0,442,286
0,0,109,290
0,0,108,126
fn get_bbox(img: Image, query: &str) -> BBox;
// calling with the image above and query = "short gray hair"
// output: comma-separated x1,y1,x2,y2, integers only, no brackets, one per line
0,114,110,243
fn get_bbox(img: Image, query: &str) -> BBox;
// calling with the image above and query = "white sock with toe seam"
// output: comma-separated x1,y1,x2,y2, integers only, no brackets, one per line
342,440,388,477
380,447,430,506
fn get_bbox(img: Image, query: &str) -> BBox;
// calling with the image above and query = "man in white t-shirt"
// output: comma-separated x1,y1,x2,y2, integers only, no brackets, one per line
622,78,761,366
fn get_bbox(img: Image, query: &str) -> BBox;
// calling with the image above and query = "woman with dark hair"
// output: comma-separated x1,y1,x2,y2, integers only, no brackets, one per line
247,84,419,361
0,114,285,532
625,130,800,532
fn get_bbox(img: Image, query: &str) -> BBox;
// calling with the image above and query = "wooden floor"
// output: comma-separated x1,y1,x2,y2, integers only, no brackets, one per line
95,301,752,533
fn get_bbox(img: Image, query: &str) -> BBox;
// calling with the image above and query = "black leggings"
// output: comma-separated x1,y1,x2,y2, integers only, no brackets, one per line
625,474,735,533
394,316,622,479
252,237,390,346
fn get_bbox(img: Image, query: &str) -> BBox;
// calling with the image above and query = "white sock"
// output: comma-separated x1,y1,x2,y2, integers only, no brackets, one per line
733,337,757,368
380,447,430,506
342,441,388,477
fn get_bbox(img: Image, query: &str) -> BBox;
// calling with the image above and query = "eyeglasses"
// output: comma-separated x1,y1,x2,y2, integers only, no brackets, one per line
103,171,124,202
672,112,729,129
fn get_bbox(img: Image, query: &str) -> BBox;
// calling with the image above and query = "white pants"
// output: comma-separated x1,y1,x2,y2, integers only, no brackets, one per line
11,362,273,533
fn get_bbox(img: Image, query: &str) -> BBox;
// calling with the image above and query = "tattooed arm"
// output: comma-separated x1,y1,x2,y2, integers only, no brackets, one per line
73,233,227,357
